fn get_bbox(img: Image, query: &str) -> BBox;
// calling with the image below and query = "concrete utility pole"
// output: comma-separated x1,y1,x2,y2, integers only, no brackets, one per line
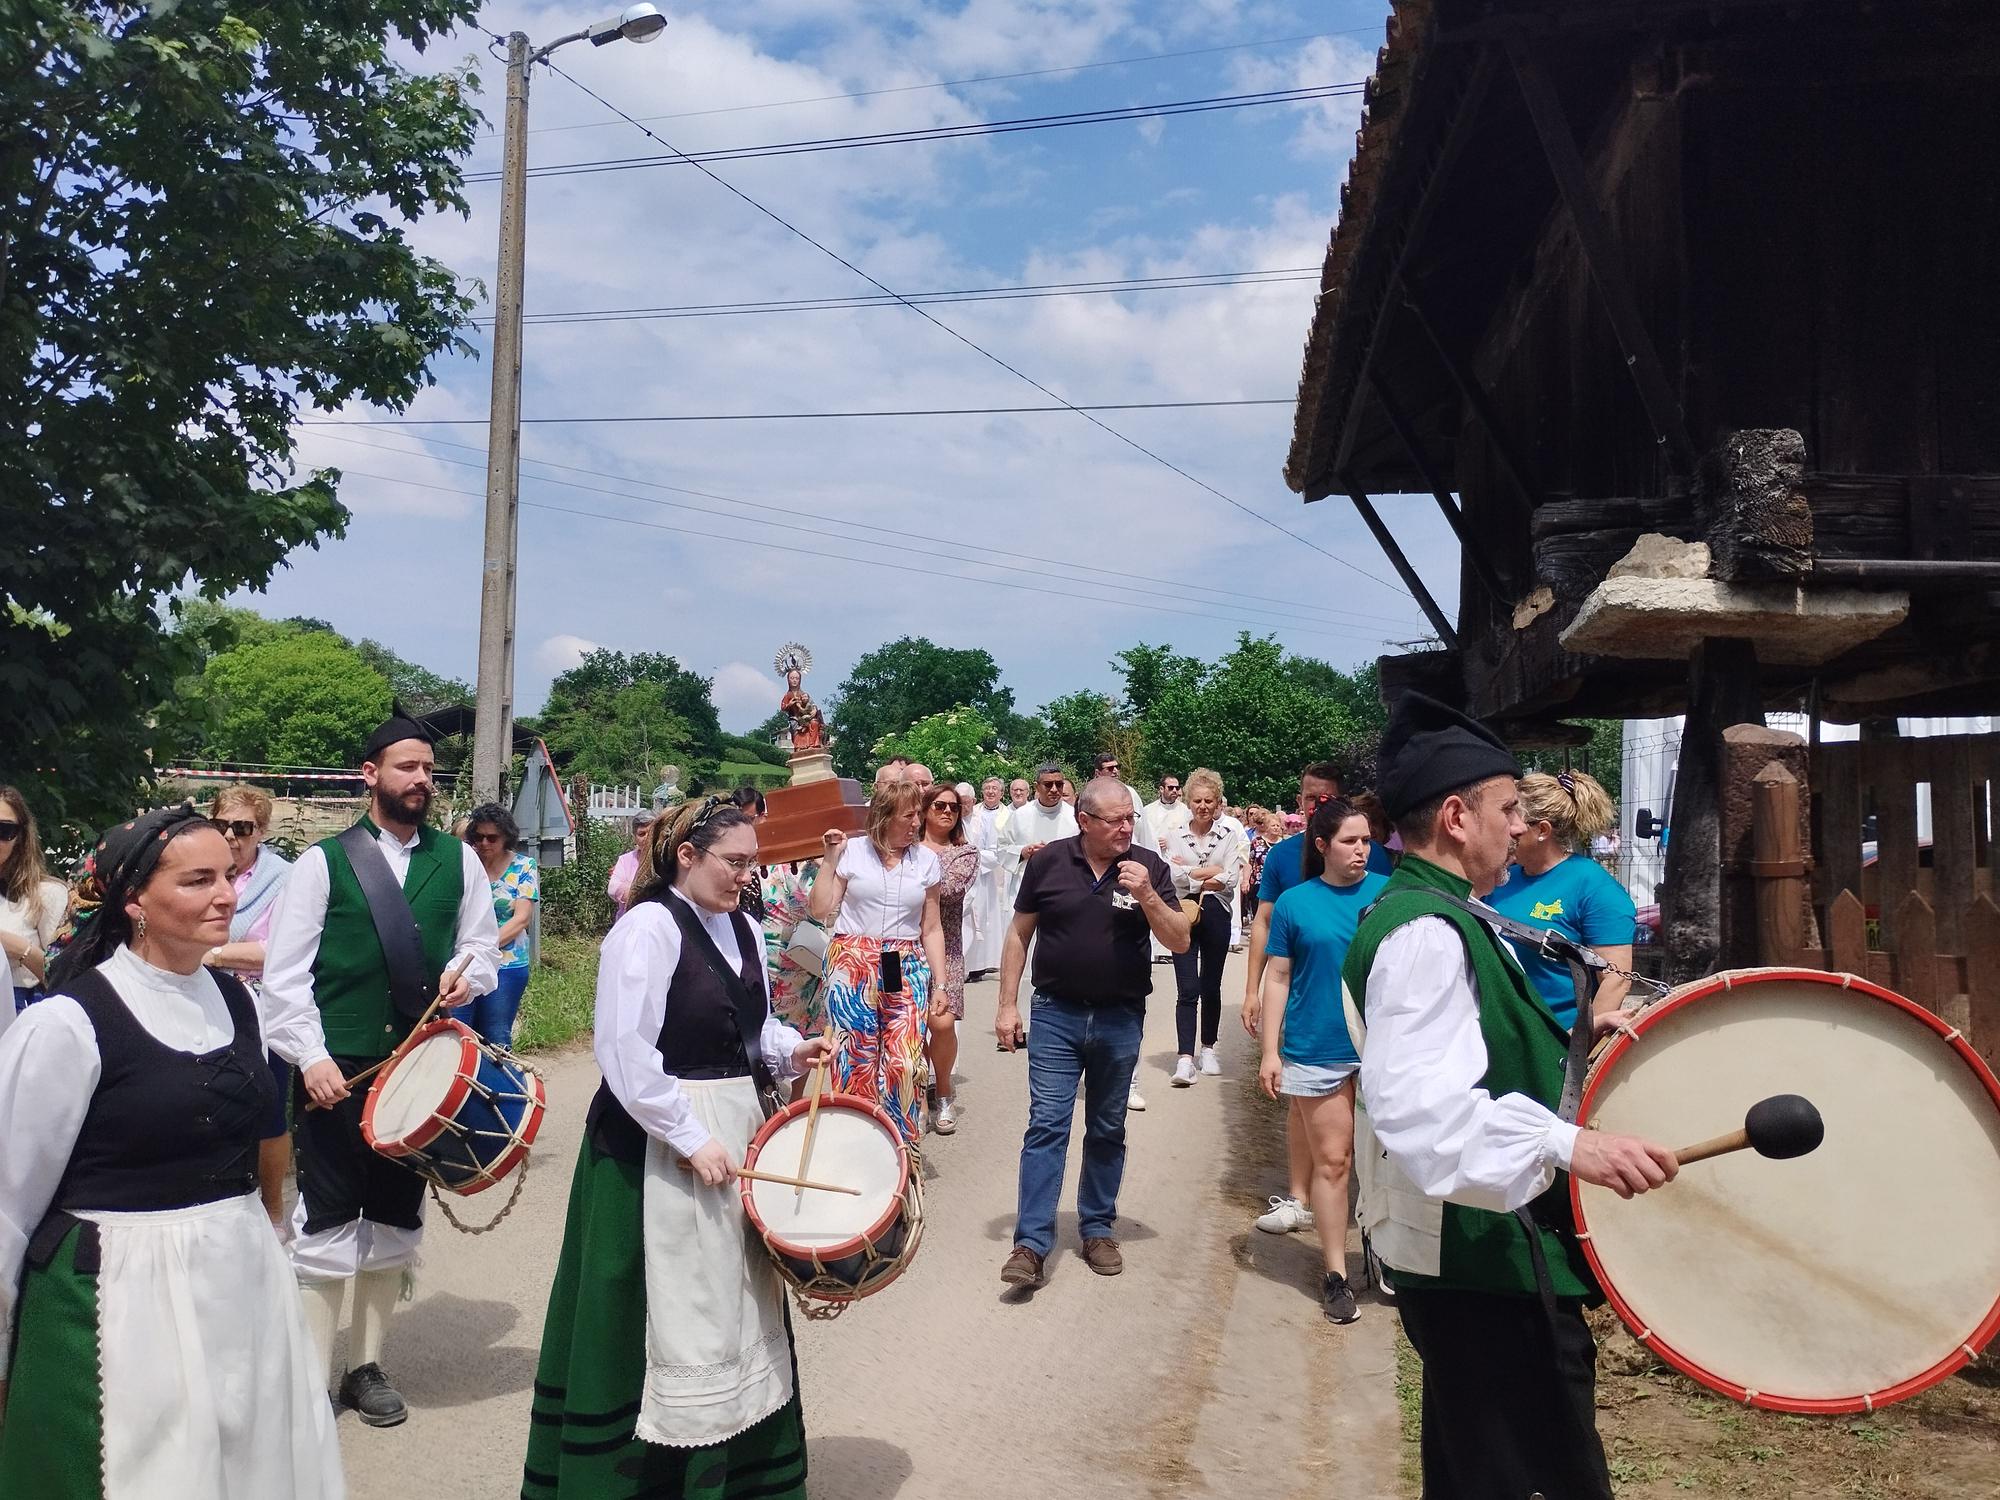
470,6,669,803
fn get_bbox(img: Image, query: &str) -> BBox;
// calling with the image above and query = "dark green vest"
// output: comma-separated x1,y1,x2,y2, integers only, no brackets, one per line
312,817,466,1060
1343,854,1595,1299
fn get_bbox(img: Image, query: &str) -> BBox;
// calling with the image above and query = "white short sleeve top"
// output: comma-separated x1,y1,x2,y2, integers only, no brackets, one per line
834,841,941,942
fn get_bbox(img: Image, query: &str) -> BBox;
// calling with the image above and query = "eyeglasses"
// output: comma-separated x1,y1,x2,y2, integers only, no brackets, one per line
1037,780,1063,791
1082,811,1135,827
0,821,20,843
468,831,508,845
1101,763,1119,774
700,849,759,875
931,800,959,813
210,819,259,839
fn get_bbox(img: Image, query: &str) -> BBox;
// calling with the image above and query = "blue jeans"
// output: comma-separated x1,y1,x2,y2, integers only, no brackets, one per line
470,965,530,1049
1013,993,1144,1257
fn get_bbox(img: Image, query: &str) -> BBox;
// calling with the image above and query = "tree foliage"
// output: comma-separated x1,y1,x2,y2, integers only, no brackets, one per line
1,0,482,830
539,650,723,787
871,707,1023,789
1135,635,1379,807
200,631,393,768
1520,719,1624,804
1028,690,1127,781
827,638,1014,777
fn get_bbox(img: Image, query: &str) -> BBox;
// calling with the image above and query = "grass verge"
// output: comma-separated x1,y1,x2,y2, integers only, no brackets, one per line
514,934,600,1053
1394,1324,1422,1496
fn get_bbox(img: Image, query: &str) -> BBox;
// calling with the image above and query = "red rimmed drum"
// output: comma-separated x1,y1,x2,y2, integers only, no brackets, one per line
362,1018,546,1195
741,1093,922,1309
1573,967,2000,1413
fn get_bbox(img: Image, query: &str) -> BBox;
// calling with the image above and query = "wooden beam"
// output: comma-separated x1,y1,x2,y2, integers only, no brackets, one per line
1335,479,1460,649
1505,37,1698,475
1402,280,1541,517
1369,369,1512,601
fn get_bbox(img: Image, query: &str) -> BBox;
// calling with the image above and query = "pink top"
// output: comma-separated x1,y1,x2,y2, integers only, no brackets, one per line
233,864,278,946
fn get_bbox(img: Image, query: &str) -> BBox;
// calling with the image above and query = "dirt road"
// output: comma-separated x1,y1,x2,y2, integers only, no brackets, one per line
337,956,1401,1498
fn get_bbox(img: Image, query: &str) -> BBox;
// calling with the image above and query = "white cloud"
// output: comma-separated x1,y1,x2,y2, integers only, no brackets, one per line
535,633,601,672
711,659,783,729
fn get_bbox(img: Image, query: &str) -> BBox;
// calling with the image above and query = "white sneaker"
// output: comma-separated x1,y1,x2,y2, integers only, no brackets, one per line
933,1097,959,1135
1254,1195,1315,1234
1197,1046,1221,1077
1171,1056,1198,1087
1127,1078,1147,1111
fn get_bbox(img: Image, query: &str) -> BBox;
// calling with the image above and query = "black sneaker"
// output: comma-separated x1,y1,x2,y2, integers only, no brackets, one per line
1321,1272,1360,1325
339,1362,409,1427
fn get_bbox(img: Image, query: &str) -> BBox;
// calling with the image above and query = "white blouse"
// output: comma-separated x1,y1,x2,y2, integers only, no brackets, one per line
595,892,804,1161
0,946,263,1376
1357,916,1579,1213
1162,816,1247,898
832,841,940,942
0,878,67,990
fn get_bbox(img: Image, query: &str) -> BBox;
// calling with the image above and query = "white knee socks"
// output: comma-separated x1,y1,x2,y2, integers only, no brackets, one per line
299,1279,346,1390
351,1267,404,1370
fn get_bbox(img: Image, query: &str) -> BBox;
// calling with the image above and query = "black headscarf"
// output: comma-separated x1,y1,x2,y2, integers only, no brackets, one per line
362,705,434,765
46,804,212,990
1376,692,1522,820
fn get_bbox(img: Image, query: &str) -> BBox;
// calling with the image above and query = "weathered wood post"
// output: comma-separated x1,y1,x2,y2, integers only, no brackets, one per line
1749,761,1806,966
1661,643,1766,984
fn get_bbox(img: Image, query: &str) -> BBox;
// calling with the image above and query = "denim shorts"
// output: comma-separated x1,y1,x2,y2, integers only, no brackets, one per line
1279,1060,1357,1098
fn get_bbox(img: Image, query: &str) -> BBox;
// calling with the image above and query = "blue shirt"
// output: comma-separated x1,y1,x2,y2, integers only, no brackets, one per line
1489,855,1638,1028
1259,832,1395,904
1266,872,1390,1067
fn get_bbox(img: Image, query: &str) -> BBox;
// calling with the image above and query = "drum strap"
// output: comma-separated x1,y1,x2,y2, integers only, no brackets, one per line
336,824,433,1021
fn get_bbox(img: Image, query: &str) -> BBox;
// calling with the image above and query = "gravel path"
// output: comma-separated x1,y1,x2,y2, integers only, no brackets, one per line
338,955,1400,1498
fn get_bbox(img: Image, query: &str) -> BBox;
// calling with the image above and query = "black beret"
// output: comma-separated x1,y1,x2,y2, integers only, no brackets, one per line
1377,692,1521,820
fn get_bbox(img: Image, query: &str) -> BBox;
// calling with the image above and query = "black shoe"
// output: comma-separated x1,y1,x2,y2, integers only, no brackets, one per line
1321,1272,1360,1325
339,1362,409,1427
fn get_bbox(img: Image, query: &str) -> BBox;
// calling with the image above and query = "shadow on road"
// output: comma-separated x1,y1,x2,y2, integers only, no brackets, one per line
392,1292,539,1409
807,1435,915,1497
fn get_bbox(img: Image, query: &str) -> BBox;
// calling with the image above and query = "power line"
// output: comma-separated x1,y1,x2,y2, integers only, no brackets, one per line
516,27,1386,137
304,399,1291,426
467,83,1362,184
538,59,1409,604
482,267,1321,328
310,427,1420,633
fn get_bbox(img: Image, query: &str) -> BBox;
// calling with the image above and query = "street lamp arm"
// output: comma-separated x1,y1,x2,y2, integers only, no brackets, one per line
528,28,594,64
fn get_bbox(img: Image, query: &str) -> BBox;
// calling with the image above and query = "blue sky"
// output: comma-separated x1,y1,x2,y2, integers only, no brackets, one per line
247,0,1459,732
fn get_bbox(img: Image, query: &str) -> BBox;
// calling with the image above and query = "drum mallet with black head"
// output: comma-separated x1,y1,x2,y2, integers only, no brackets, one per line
1674,1094,1824,1166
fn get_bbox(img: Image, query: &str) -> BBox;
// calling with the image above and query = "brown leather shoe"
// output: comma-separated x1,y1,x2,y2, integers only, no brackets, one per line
1081,1237,1123,1276
1000,1245,1046,1287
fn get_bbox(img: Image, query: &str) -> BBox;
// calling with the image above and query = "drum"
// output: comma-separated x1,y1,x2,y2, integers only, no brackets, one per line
782,919,830,977
362,1018,547,1195
741,1093,922,1308
1574,967,2000,1412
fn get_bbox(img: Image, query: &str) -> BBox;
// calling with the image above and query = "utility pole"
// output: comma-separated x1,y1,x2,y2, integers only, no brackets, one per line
472,31,532,804
469,8,667,803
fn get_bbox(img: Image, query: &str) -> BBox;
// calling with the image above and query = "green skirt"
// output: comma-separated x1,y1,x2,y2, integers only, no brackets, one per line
522,1138,807,1500
0,1222,106,1499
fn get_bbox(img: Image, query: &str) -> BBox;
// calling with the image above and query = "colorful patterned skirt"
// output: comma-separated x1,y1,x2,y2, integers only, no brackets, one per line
823,933,930,1147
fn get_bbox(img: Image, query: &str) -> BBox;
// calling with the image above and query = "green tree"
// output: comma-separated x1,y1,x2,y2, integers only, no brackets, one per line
353,639,473,716
1111,643,1203,717
828,638,1015,777
0,0,481,830
540,650,722,786
1138,634,1376,807
872,707,1023,789
1030,690,1126,781
1520,719,1624,804
201,632,393,767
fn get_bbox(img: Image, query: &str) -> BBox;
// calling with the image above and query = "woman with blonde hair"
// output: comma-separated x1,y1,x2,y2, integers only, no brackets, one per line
1490,769,1636,1029
809,780,948,1147
1162,769,1245,1087
917,782,979,1133
0,786,66,1035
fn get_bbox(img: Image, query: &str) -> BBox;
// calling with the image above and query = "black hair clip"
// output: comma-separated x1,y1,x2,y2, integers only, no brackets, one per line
1556,770,1577,796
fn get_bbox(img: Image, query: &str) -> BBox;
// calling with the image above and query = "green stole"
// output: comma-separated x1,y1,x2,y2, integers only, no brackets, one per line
312,816,466,1060
1343,854,1595,1299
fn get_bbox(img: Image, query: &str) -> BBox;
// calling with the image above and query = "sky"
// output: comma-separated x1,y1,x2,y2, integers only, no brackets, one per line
243,0,1460,733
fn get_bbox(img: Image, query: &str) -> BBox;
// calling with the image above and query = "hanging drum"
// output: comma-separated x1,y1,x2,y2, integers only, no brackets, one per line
1574,967,2000,1413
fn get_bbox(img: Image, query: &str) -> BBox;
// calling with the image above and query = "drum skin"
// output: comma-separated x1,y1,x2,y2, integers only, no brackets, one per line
741,1093,919,1303
362,1019,547,1195
1573,968,2000,1413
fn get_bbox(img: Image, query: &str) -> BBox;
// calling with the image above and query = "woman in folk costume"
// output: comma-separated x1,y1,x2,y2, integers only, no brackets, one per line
525,798,830,1500
0,806,341,1499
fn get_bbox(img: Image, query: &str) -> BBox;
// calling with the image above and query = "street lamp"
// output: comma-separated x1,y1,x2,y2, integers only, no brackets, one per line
471,4,669,802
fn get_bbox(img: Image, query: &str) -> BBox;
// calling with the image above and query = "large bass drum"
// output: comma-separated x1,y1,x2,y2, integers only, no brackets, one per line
1574,967,2000,1413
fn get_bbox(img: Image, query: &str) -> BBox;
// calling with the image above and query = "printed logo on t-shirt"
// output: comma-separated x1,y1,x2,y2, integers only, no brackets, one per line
1530,899,1565,921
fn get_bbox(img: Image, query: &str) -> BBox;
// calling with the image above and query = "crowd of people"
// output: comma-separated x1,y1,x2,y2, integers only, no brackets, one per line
0,692,1661,1500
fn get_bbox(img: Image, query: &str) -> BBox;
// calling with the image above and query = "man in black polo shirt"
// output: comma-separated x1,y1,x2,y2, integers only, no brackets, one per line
995,780,1189,1286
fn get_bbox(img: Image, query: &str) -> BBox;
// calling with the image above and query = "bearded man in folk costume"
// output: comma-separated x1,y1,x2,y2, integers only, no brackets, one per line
261,712,500,1426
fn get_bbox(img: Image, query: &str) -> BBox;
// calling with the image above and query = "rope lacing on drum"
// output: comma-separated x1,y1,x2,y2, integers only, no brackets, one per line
423,1049,541,1235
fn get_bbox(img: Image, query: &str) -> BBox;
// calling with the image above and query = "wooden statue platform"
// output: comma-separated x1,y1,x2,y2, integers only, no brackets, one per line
759,771,868,865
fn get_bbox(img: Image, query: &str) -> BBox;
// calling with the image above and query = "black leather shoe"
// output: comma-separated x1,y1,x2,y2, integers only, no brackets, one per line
339,1363,409,1427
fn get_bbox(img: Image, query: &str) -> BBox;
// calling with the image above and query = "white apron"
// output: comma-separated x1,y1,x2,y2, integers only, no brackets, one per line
89,1191,343,1499
638,1077,793,1448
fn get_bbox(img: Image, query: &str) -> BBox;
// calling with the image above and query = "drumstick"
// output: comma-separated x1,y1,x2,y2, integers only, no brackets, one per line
1675,1094,1824,1166
793,1038,832,1202
674,1159,860,1195
334,953,476,1096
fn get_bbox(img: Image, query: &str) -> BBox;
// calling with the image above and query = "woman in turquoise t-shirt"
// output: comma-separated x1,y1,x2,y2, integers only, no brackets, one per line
1489,769,1636,1030
465,803,539,1049
1256,798,1389,1325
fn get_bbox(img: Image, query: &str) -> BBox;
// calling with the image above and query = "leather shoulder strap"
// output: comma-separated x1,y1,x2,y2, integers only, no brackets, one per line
334,824,434,1020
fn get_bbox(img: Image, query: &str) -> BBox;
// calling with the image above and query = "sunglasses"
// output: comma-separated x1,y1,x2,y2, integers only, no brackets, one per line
210,819,259,839
1037,780,1063,791
468,831,508,845
0,821,20,843
931,799,959,812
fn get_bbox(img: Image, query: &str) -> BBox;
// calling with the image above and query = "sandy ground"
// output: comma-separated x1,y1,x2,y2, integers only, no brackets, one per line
336,953,1400,1498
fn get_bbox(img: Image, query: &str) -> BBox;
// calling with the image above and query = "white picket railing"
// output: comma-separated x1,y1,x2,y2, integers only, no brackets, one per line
587,784,647,819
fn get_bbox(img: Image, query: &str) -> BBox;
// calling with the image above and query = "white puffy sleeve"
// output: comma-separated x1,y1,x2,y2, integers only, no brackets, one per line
1358,917,1578,1213
259,844,331,1070
450,841,503,999
593,905,710,1159
0,998,100,1377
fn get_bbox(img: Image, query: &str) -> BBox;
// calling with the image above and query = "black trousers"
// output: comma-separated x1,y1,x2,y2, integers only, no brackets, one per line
294,1058,428,1237
1396,1285,1613,1500
1172,893,1232,1054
